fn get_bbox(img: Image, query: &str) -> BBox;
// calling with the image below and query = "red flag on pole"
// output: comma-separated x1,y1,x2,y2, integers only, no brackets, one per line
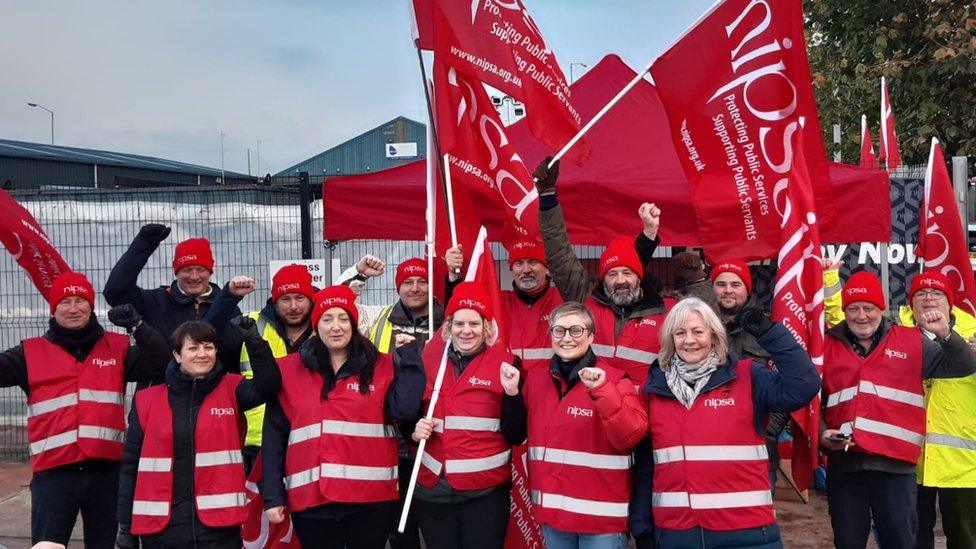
859,114,876,169
433,59,540,247
428,0,589,164
650,0,836,263
880,76,902,172
0,190,71,299
409,0,434,50
917,137,976,315
242,454,301,549
769,127,825,492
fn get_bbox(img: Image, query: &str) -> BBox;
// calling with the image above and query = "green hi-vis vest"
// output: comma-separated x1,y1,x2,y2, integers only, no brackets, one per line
369,306,396,354
239,311,289,448
899,305,976,487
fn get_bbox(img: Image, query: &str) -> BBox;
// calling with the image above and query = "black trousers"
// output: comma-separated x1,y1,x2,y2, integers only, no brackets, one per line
916,484,976,549
414,488,510,549
827,469,917,549
291,501,397,549
389,456,423,549
30,461,120,548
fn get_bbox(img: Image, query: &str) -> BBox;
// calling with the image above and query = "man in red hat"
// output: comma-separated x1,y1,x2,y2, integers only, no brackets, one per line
104,224,245,337
502,239,564,371
0,272,169,548
820,270,976,548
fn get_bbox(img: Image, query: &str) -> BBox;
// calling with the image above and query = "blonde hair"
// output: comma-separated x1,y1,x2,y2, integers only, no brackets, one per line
548,301,596,332
658,297,728,369
441,314,499,347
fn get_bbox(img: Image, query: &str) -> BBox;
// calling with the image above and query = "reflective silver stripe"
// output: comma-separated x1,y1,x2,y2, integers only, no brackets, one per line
323,420,395,438
196,492,247,510
652,491,690,507
615,346,658,364
838,422,854,435
420,452,443,476
321,463,398,481
288,423,321,446
926,432,976,452
653,446,685,465
527,446,546,461
534,447,632,470
825,281,842,296
854,417,924,447
132,500,169,516
78,425,123,443
859,381,925,409
519,348,554,360
445,416,501,432
240,360,252,373
531,489,542,504
592,344,615,358
532,491,629,518
196,450,243,467
690,489,773,509
78,389,124,406
285,466,319,489
446,449,511,474
138,457,172,472
27,394,78,418
826,385,859,408
29,429,78,456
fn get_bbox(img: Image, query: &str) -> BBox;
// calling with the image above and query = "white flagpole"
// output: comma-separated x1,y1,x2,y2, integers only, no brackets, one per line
426,125,437,332
919,137,938,276
443,154,459,247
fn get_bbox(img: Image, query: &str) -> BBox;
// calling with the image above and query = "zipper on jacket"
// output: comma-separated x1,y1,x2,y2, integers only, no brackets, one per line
189,378,198,547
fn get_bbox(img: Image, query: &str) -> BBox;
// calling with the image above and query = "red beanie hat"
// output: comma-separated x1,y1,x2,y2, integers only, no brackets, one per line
172,238,214,274
710,260,753,293
445,282,493,321
49,271,95,314
395,258,428,289
507,240,547,269
312,285,359,327
842,271,886,310
909,272,954,307
272,264,315,302
599,236,644,280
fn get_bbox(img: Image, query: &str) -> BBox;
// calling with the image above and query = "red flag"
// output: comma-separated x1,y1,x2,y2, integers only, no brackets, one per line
859,114,876,169
770,127,825,492
434,59,540,247
430,0,588,164
917,138,976,315
410,0,434,50
879,77,902,171
650,0,836,263
0,190,71,299
242,454,301,549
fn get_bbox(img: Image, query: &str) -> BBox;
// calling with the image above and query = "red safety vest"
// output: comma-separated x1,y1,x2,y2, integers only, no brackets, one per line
131,374,247,535
24,333,129,473
650,359,775,531
586,297,665,386
823,325,926,463
524,360,633,534
418,337,512,491
278,352,399,513
504,285,563,372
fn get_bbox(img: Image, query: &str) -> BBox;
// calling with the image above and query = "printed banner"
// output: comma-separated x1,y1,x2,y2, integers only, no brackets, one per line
0,190,71,299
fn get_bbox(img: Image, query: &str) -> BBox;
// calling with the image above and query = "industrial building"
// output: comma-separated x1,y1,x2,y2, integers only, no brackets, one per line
0,139,256,189
277,116,426,177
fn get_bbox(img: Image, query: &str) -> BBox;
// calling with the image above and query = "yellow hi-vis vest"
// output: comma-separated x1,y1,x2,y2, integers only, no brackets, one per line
239,311,289,447
899,304,976,487
368,305,396,354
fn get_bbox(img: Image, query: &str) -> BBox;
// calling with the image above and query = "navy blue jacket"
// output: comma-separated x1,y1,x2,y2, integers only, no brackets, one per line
630,322,821,542
104,233,239,338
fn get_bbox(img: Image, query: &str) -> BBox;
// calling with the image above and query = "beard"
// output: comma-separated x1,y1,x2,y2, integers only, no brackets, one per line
281,313,311,328
606,282,642,307
515,274,540,292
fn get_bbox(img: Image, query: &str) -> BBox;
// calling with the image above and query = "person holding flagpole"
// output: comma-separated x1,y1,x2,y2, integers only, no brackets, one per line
411,282,524,549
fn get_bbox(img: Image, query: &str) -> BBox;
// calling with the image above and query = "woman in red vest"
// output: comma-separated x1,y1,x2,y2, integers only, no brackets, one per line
500,301,648,549
260,285,425,548
116,318,280,548
411,282,523,549
639,297,820,548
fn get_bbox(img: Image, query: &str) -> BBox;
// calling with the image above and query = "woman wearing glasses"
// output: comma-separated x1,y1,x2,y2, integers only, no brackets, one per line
500,301,648,549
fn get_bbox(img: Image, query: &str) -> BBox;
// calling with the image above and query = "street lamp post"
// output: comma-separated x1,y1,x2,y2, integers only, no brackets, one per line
220,130,226,184
27,103,54,144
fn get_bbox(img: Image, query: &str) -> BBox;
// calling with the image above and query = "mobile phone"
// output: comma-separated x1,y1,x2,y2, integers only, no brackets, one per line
828,433,851,441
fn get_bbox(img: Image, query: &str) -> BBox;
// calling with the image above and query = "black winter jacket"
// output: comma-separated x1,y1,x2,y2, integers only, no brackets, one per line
117,336,280,548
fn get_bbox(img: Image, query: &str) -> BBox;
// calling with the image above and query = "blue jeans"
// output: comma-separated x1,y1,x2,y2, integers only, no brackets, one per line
541,525,629,549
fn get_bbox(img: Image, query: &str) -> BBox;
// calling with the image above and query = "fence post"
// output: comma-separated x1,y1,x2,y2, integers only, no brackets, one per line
299,171,312,259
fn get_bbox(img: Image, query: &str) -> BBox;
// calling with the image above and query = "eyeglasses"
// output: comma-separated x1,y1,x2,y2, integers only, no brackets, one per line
915,290,947,300
550,325,588,339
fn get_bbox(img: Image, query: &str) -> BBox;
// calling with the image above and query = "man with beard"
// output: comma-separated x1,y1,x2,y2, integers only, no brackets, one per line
503,240,564,371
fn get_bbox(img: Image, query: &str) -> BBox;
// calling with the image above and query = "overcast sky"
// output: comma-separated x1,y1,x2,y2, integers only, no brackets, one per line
0,1,716,175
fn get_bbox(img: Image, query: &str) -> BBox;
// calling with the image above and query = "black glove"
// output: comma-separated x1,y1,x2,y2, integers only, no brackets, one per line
137,223,171,245
532,156,559,196
735,306,774,338
230,315,263,346
116,524,139,549
108,304,143,330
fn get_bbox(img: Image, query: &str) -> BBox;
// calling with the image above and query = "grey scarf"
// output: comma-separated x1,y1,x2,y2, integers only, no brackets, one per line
665,351,722,409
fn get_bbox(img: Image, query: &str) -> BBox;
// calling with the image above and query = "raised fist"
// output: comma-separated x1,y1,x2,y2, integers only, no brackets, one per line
356,254,385,278
228,276,256,297
137,223,171,245
108,304,142,330
500,362,521,396
638,203,661,240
